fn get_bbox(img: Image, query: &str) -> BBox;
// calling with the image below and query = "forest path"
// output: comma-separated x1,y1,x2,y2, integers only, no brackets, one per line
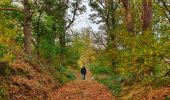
48,68,115,100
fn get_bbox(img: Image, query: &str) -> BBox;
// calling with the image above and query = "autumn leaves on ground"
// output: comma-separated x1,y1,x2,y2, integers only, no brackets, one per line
1,0,170,100
1,58,169,100
48,80,113,100
48,69,114,100
0,57,114,100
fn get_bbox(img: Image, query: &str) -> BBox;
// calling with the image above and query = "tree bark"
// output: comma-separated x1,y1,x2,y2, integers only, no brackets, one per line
122,0,136,70
59,31,66,66
23,0,32,55
142,0,152,31
121,0,134,32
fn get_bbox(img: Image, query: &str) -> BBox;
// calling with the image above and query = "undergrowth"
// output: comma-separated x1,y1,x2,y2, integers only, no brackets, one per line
90,64,170,97
90,65,122,95
0,87,8,100
53,66,76,85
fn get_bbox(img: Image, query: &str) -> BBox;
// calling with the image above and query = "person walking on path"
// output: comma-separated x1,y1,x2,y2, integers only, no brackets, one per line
81,66,86,80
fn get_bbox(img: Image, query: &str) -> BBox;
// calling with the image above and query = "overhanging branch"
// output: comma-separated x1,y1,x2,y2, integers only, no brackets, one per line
65,0,79,30
0,8,23,12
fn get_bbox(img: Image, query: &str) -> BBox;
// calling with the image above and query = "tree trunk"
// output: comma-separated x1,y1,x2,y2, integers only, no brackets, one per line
122,0,136,70
142,0,152,31
105,0,117,49
121,0,134,32
23,0,32,55
59,32,66,66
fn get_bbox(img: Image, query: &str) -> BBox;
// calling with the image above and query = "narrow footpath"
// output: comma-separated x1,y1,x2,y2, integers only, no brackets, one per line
48,68,115,100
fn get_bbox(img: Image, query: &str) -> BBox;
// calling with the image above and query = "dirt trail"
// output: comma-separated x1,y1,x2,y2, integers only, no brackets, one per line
48,68,115,100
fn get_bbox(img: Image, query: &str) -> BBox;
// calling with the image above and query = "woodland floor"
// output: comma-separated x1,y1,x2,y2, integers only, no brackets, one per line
48,68,115,100
1,59,169,100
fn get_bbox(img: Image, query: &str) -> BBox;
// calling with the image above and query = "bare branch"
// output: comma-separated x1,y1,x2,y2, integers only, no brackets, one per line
65,0,79,30
163,10,170,23
160,0,170,14
0,8,23,12
92,32,107,48
155,0,170,22
154,70,170,80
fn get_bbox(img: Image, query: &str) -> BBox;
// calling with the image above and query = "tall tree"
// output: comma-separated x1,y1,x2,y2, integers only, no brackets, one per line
121,0,134,32
0,0,32,55
23,0,32,55
89,0,120,47
89,0,120,68
121,0,136,69
42,0,84,66
142,0,152,31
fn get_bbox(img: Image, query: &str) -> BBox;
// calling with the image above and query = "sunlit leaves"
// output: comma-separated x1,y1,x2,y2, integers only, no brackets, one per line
0,0,10,6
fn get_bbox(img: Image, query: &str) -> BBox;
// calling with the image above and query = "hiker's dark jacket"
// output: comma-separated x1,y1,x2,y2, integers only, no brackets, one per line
81,67,86,75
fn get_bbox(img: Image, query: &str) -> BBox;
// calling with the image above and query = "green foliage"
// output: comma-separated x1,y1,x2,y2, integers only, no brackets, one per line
39,39,58,59
0,44,7,59
99,78,122,95
90,65,112,75
65,46,80,68
56,66,67,73
32,15,59,60
0,62,15,77
53,66,76,85
141,76,154,85
15,33,24,45
90,64,123,95
64,70,76,80
0,87,7,100
165,96,170,100
0,0,170,98
151,78,170,88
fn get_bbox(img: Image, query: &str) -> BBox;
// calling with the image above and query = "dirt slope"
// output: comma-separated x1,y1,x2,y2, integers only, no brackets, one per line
0,58,57,100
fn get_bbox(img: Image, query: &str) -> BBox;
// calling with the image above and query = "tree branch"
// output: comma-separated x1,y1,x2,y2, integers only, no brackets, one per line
163,11,170,23
155,0,170,22
92,32,107,48
65,0,79,30
160,0,170,14
154,70,170,80
0,8,23,12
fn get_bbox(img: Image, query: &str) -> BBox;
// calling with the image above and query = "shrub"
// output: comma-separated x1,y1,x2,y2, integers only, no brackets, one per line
53,66,76,85
56,66,66,73
0,44,15,62
90,65,122,95
99,79,121,95
0,44,7,58
165,96,170,100
90,65,112,75
0,87,8,100
65,71,76,80
0,62,15,77
151,77,170,88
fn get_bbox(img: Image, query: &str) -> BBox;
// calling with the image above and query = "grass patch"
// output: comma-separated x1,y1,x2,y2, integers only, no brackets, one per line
151,77,170,88
53,66,76,85
90,65,112,75
99,78,122,95
65,71,76,80
90,64,123,95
